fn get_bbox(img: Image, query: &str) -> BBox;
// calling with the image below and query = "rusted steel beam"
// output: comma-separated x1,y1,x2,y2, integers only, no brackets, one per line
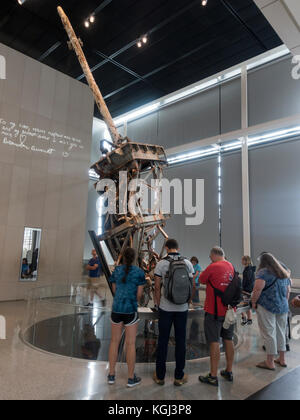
98,215,169,241
57,6,121,145
57,7,172,306
157,225,169,239
91,142,167,178
116,231,131,266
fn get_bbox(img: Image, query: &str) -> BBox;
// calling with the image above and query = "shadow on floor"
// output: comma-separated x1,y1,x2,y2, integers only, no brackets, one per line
246,366,300,400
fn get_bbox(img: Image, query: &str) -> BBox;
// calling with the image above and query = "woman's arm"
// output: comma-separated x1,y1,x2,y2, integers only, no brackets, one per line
251,279,266,309
193,271,200,293
137,284,145,303
193,271,200,281
111,283,116,295
287,285,291,301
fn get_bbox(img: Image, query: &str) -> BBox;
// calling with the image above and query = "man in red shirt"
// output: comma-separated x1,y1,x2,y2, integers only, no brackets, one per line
198,247,235,387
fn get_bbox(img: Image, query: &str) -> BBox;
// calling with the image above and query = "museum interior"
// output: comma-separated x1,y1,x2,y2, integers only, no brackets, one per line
0,0,300,402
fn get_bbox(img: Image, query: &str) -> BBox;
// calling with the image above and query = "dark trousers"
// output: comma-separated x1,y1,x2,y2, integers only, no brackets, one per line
156,308,188,380
192,288,200,303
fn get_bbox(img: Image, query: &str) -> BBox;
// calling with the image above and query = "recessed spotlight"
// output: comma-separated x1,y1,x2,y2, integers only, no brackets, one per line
84,20,90,28
142,35,148,44
17,0,26,4
137,40,142,48
89,15,95,23
202,0,208,5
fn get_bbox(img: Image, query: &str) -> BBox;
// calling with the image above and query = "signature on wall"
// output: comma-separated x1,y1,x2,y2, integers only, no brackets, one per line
0,118,84,158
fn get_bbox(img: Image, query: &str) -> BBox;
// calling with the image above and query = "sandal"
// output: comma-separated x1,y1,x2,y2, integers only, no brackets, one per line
274,360,287,368
256,361,276,371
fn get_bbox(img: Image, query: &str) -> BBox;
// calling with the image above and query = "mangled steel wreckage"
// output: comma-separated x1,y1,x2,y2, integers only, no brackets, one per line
58,7,170,300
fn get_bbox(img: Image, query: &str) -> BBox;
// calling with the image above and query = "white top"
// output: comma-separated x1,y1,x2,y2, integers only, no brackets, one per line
154,253,194,312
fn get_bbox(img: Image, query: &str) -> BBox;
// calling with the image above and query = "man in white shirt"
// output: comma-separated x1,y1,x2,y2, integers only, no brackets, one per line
153,239,194,387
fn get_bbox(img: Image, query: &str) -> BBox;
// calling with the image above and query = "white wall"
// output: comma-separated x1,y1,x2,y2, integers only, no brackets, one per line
0,43,94,301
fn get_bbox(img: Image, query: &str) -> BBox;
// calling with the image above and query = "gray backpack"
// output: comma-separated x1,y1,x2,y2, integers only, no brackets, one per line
163,256,193,305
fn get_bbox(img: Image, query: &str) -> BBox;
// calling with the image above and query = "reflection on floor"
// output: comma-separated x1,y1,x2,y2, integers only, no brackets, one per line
24,309,232,362
0,296,300,400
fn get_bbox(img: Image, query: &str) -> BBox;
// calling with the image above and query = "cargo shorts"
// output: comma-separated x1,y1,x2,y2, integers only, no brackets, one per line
204,312,234,344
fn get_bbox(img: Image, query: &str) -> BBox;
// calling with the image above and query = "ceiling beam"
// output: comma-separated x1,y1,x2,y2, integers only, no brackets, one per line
38,41,62,62
102,38,216,100
76,0,202,81
4,0,63,60
93,0,114,15
102,24,259,101
93,49,165,95
220,0,267,51
93,49,147,82
39,0,114,62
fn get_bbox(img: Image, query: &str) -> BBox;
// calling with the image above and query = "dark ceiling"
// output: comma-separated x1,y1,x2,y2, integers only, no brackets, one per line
0,0,282,118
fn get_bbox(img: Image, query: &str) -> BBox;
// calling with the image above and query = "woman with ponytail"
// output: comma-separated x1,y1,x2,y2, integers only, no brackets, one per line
108,248,146,388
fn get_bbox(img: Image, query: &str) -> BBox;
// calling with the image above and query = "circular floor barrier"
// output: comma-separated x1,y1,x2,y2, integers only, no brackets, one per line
21,283,261,363
23,290,300,362
22,306,239,362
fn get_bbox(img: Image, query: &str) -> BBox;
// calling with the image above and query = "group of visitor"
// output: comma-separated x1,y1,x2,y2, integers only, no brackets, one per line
86,239,299,389
21,249,39,279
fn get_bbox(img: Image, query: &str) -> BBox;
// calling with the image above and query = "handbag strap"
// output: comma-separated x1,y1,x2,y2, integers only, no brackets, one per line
208,280,223,320
262,278,278,292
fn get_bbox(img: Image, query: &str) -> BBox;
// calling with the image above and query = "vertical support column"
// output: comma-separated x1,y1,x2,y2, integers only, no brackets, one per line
241,66,251,256
242,138,251,256
123,121,128,137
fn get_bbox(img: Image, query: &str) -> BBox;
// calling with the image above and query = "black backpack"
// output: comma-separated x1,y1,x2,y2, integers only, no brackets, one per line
209,270,243,319
164,256,193,305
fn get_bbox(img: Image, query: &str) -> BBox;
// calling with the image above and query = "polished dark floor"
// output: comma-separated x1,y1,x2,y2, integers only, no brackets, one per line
246,366,300,400
24,309,229,362
9,299,300,400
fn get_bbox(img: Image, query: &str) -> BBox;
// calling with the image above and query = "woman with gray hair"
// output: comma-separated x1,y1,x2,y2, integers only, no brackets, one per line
252,253,291,371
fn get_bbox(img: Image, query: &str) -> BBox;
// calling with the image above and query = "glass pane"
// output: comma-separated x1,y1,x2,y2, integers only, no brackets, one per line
20,227,42,282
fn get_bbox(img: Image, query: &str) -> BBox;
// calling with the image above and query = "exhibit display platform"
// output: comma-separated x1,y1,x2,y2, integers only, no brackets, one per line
21,284,248,363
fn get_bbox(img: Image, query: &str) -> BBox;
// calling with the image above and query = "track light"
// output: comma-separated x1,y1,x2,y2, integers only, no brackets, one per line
17,0,26,4
84,14,96,28
202,0,208,5
137,35,148,48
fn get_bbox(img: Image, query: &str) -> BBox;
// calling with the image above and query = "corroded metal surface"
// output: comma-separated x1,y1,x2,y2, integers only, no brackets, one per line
57,6,170,297
57,6,120,144
91,142,167,178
